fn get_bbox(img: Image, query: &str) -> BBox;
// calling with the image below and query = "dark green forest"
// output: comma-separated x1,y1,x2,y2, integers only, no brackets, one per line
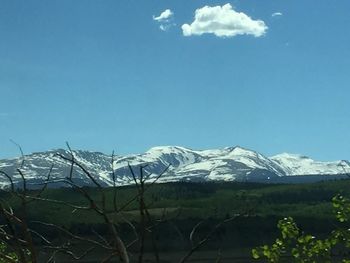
4,179,348,225
1,179,350,262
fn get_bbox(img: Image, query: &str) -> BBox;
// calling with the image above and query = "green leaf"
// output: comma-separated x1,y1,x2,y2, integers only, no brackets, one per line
252,248,260,259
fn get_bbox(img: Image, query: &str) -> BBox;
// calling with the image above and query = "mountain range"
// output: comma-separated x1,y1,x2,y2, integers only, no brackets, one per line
0,146,349,189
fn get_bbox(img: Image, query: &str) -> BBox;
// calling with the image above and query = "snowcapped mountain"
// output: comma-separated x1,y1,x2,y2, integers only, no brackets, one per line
271,153,350,176
0,146,349,188
0,149,116,188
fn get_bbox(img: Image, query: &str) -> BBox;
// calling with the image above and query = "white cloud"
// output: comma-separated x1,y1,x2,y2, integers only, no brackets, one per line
153,9,174,22
153,9,175,31
160,24,172,31
272,12,283,17
181,3,267,38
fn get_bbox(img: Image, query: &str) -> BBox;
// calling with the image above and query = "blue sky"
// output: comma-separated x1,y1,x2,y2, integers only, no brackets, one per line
0,0,349,160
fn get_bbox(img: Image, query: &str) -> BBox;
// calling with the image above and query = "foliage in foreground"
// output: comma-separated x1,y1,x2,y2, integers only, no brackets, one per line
0,242,18,263
252,194,350,262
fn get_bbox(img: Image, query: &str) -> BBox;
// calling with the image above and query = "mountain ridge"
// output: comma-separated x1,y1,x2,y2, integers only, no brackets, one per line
0,146,349,188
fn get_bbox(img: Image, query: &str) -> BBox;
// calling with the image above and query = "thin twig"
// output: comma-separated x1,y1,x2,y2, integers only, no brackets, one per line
9,139,25,168
179,216,240,263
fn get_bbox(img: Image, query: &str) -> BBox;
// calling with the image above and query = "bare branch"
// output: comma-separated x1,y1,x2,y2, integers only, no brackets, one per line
114,164,171,213
189,220,204,247
31,221,112,250
179,215,240,263
45,244,95,262
9,139,25,168
56,153,103,189
91,227,110,247
16,169,27,192
65,142,75,180
111,151,118,211
0,171,14,192
0,252,18,263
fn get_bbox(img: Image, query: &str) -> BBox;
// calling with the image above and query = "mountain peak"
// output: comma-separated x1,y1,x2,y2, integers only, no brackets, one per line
0,145,349,189
146,145,193,153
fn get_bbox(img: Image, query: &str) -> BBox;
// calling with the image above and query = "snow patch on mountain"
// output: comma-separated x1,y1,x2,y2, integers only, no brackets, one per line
0,146,349,188
271,153,350,175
